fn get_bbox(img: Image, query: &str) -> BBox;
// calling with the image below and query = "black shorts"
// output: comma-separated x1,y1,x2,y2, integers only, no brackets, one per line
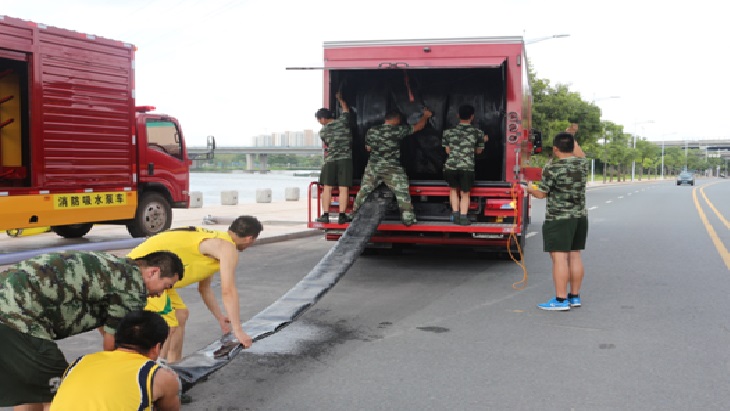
0,322,68,405
444,169,475,192
542,216,588,252
319,158,353,187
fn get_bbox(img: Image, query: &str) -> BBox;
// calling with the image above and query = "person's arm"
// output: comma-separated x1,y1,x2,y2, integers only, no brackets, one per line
100,328,115,351
198,238,252,349
336,92,349,113
197,276,231,334
527,185,547,199
152,367,182,411
573,140,586,158
412,108,433,133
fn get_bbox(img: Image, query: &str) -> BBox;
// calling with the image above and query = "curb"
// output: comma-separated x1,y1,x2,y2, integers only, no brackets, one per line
253,229,321,246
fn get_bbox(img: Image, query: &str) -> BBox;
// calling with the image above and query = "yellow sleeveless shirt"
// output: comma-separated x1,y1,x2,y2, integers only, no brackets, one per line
128,227,234,288
50,351,159,411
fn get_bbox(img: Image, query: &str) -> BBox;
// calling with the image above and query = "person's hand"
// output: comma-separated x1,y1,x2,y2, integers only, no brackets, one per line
234,329,253,349
484,134,489,142
218,316,232,334
423,108,433,118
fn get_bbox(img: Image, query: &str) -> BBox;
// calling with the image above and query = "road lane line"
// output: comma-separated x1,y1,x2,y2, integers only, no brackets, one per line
699,182,730,230
692,186,730,271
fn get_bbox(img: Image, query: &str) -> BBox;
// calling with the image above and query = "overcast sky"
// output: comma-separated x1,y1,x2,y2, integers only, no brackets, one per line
3,0,725,146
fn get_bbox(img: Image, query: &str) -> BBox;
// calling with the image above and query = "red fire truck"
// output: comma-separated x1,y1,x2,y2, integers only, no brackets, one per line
0,15,211,238
308,37,542,253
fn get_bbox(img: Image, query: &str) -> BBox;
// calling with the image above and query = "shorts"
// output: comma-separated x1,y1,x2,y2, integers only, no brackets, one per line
145,289,186,327
542,216,588,252
444,169,475,192
0,322,68,406
319,158,353,187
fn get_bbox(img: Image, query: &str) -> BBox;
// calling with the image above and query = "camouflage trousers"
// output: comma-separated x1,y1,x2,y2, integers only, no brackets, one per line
352,164,414,215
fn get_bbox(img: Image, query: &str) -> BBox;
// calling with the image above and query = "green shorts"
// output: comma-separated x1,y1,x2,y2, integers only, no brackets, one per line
319,158,353,187
443,169,475,192
0,322,68,406
542,216,588,252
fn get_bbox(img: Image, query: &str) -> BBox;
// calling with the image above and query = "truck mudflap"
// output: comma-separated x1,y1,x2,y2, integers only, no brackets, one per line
171,195,387,391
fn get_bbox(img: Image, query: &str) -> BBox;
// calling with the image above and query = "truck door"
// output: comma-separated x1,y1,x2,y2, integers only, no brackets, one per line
138,117,189,201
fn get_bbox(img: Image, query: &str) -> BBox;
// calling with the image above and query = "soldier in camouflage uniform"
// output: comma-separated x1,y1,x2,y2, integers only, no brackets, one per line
315,92,354,225
442,105,488,225
351,107,433,226
527,131,588,311
0,250,183,409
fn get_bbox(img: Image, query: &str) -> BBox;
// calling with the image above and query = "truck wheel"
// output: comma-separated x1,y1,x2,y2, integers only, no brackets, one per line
127,192,172,238
52,223,93,238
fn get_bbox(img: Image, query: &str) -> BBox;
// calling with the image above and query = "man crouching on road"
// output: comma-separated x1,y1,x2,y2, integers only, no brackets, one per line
51,311,181,411
527,131,588,311
128,215,264,363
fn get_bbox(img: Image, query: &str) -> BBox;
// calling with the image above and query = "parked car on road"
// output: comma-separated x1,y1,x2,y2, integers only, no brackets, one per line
677,172,695,186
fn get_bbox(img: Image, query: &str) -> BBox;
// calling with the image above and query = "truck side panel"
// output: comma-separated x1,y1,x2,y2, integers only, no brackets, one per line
35,24,135,187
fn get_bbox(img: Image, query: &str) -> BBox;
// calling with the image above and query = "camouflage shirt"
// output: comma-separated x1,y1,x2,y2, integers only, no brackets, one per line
0,251,147,340
442,124,485,171
320,112,352,162
365,124,414,167
537,157,589,221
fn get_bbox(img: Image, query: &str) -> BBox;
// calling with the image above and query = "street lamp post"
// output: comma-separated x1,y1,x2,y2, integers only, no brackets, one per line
631,120,654,181
525,34,570,45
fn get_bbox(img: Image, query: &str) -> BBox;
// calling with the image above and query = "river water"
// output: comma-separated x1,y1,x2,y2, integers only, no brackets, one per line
190,171,318,205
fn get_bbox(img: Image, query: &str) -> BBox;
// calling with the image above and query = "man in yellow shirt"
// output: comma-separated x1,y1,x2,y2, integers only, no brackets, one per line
51,310,181,411
128,215,263,362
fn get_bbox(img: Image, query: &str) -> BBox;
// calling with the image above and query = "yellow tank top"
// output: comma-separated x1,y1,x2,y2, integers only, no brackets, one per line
50,351,159,411
128,227,233,288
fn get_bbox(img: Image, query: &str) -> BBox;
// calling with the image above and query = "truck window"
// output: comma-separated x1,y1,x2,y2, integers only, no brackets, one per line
146,120,182,159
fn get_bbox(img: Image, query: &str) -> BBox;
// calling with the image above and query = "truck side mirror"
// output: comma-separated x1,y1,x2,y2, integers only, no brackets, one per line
207,135,216,150
531,129,543,154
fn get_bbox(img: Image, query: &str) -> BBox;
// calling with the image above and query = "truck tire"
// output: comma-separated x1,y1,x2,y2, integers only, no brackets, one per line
126,192,172,238
52,223,93,238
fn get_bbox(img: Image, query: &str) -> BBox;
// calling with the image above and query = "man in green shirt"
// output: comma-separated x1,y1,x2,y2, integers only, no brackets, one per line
527,131,588,311
351,107,432,226
0,250,183,410
442,105,487,225
315,92,354,225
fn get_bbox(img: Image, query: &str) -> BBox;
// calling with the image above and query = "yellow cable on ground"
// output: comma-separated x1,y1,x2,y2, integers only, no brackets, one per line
508,183,529,290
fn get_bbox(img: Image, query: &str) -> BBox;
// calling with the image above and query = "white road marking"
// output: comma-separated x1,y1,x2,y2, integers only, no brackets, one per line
526,232,538,239
589,206,598,210
606,200,613,204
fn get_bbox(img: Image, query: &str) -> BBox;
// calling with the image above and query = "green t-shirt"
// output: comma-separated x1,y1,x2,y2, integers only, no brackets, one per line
538,157,589,221
320,112,352,162
365,124,414,167
0,251,147,340
442,124,485,171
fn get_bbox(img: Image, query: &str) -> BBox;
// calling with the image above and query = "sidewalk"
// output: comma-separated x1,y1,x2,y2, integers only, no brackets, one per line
0,199,318,265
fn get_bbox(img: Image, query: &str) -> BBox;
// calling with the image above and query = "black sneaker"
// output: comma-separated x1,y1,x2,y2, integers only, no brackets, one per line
458,215,471,226
338,213,352,224
315,213,329,223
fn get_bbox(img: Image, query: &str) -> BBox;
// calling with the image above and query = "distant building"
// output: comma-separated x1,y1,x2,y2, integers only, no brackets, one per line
252,130,320,147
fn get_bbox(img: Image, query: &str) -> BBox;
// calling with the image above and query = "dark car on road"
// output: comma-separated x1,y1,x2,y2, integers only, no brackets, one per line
677,172,695,186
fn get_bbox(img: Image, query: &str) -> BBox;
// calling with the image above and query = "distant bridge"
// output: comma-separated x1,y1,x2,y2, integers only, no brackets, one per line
188,146,323,155
656,139,730,159
187,146,323,171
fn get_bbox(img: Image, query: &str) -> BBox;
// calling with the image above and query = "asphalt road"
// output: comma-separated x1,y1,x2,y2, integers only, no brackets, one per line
176,178,730,410
6,178,730,410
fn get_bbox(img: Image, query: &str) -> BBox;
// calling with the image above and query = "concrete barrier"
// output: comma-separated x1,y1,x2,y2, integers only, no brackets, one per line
221,190,238,205
256,188,272,203
285,187,300,201
189,191,203,208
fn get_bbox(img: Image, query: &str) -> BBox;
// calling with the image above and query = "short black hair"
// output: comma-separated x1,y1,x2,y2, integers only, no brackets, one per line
134,251,184,281
315,108,333,120
115,311,169,354
229,215,263,238
384,110,402,121
458,105,475,120
553,132,575,153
